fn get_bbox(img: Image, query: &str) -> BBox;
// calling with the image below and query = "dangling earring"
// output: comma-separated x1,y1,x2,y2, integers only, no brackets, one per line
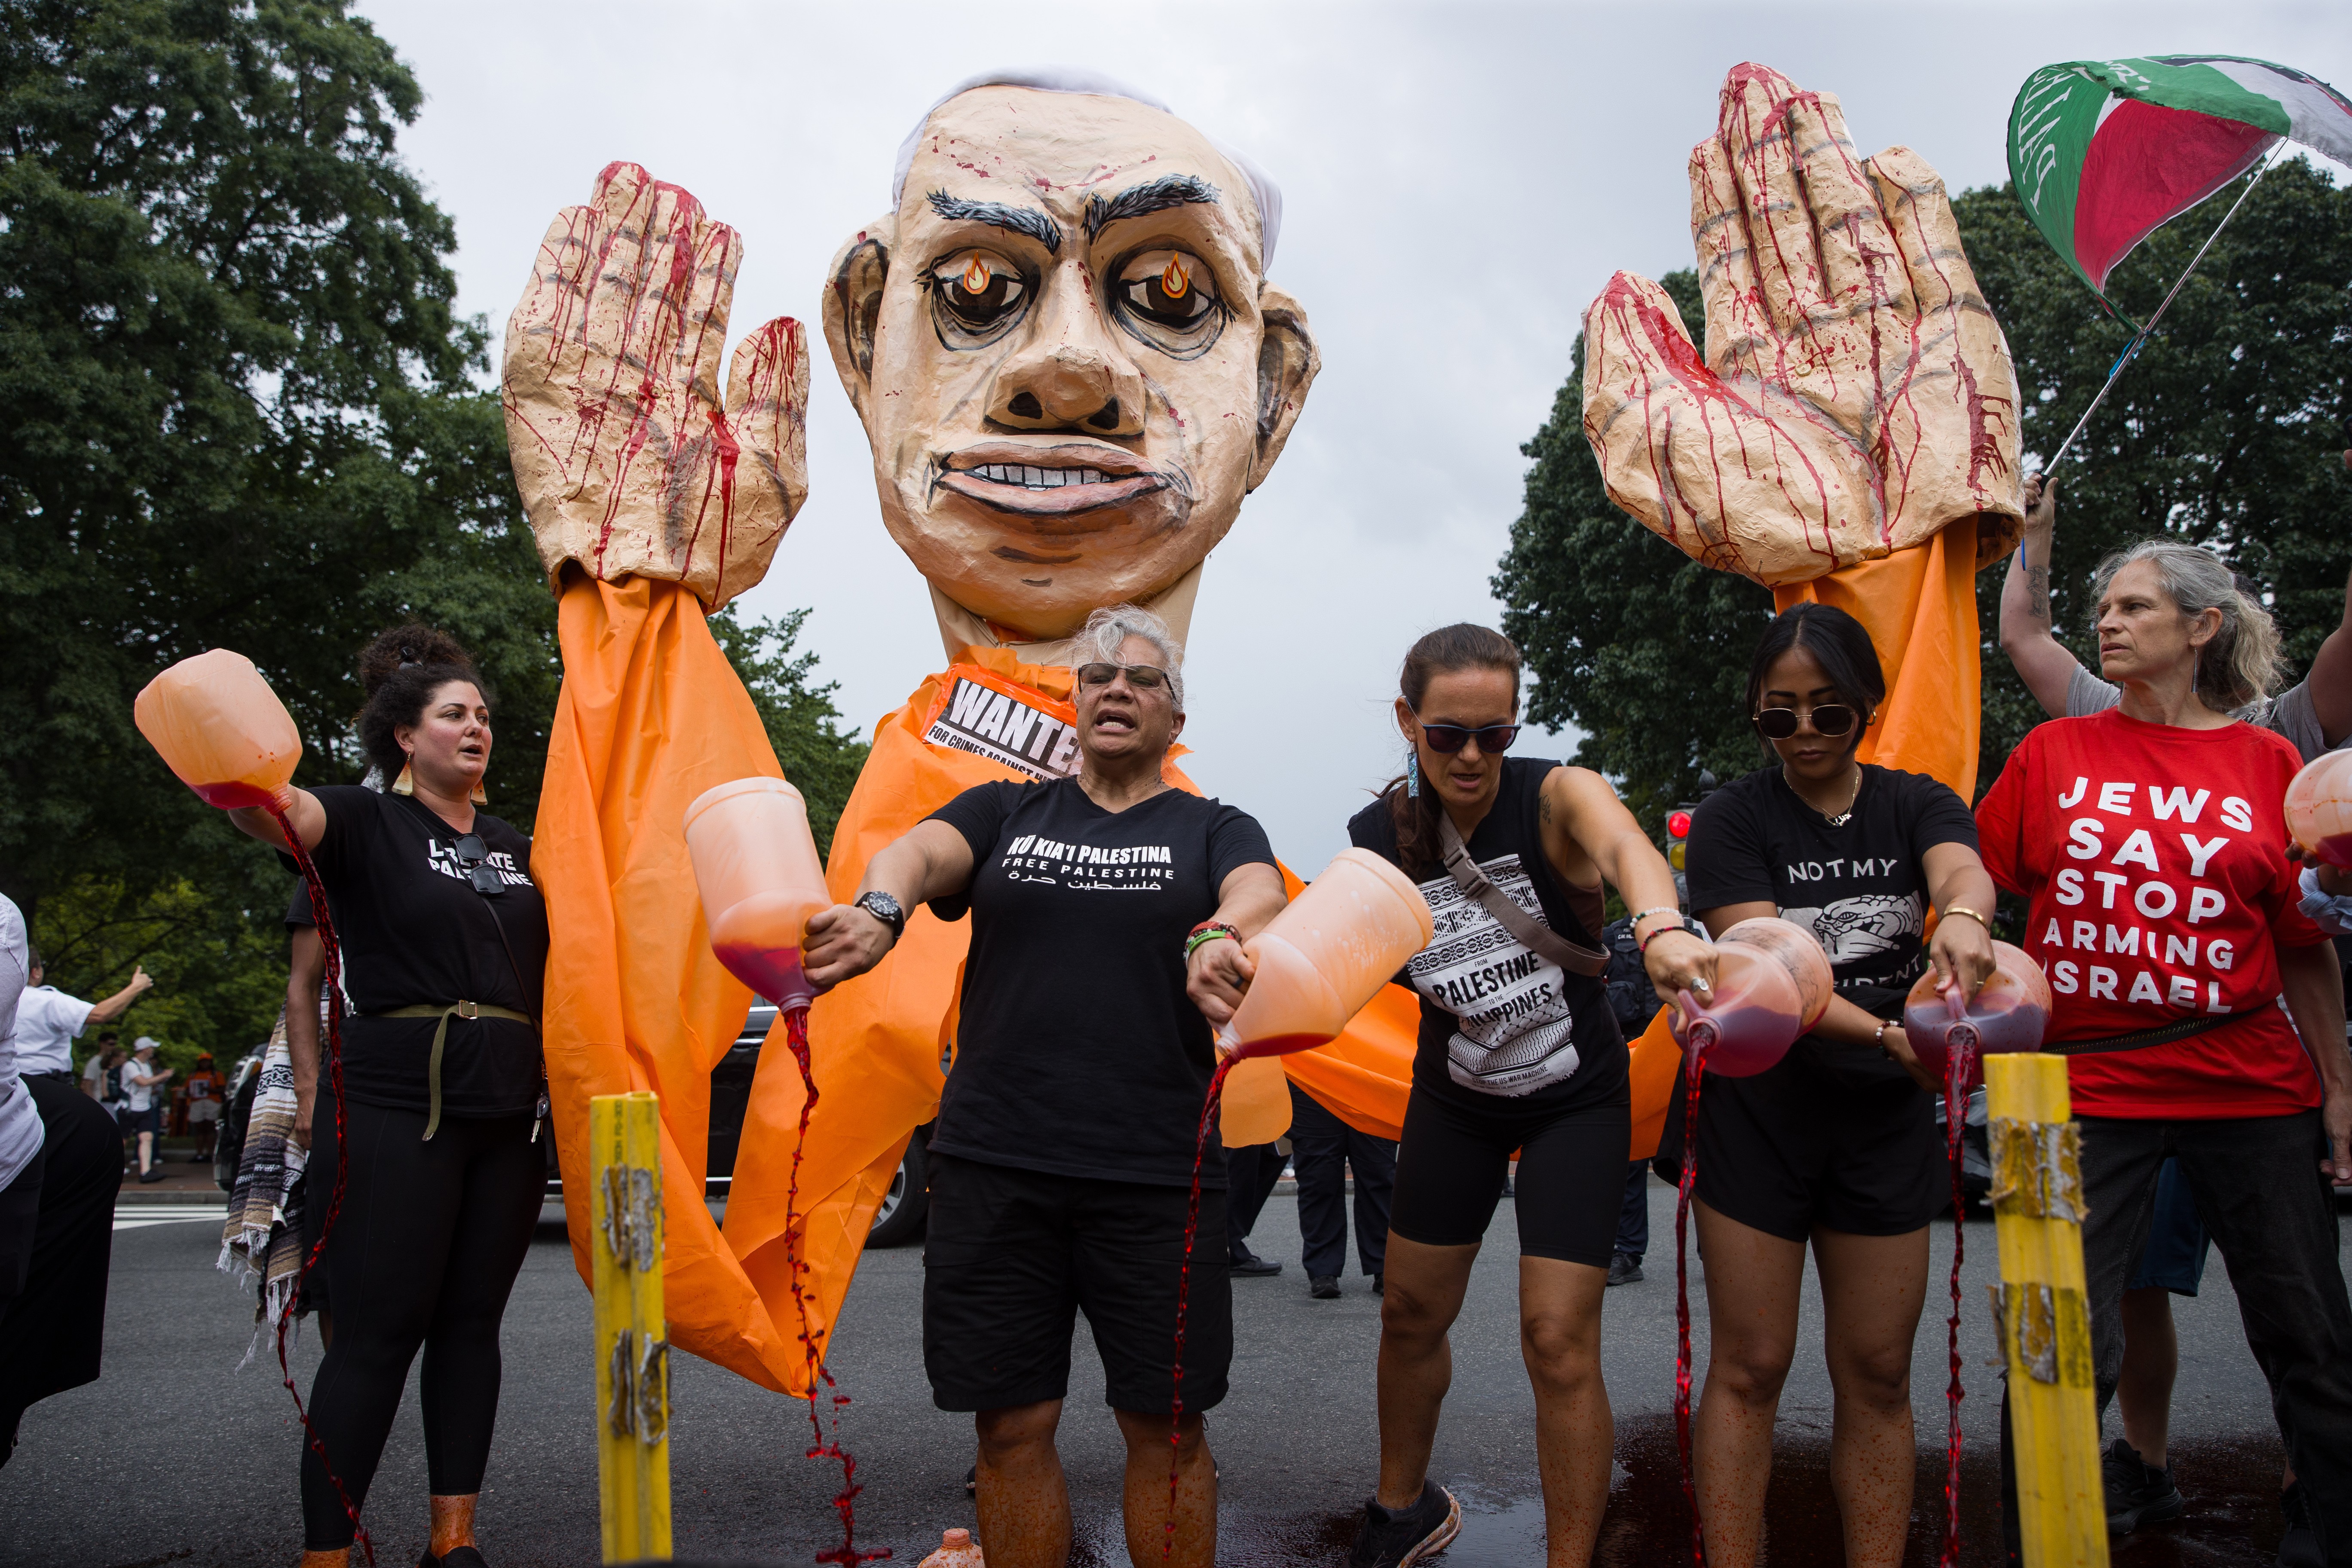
392,756,415,796
469,778,488,806
1407,749,1421,799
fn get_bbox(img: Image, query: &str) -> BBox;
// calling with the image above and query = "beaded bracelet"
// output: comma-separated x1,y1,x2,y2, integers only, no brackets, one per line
1185,921,1240,958
1637,916,1700,955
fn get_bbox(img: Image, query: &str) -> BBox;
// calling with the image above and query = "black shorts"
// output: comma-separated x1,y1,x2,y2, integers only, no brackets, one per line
922,1152,1231,1415
125,1105,161,1135
1387,1084,1630,1265
1662,1052,1940,1243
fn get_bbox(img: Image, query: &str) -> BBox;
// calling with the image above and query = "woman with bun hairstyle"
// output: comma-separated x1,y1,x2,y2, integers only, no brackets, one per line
1678,602,1996,1568
226,626,548,1568
1341,624,1716,1568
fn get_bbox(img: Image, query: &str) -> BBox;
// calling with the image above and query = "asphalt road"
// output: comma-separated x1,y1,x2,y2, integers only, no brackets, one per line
0,1182,2329,1568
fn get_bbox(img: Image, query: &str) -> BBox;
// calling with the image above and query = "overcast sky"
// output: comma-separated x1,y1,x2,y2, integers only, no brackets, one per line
352,0,2350,867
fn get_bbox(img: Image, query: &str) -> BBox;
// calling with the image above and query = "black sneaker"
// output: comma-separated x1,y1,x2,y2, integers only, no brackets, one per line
2278,1481,2321,1568
1309,1275,1341,1300
1371,1273,1384,1296
965,1464,977,1496
420,1548,490,1568
1347,1480,1461,1568
1607,1253,1644,1286
2101,1437,2184,1534
1230,1248,1283,1277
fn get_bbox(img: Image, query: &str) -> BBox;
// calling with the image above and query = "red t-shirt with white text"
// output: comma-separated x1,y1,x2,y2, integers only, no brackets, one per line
1974,710,2326,1118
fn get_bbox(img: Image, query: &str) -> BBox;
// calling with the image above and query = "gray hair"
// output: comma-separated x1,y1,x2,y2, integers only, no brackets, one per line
1073,604,1186,711
2091,539,2282,712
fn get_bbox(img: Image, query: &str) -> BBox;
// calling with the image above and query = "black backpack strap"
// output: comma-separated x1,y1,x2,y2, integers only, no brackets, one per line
1437,812,1610,978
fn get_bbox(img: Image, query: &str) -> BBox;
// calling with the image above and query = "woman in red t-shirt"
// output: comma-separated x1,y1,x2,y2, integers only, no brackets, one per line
1976,539,2352,1547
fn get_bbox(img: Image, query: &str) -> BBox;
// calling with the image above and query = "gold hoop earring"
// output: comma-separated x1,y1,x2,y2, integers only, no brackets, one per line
392,759,415,796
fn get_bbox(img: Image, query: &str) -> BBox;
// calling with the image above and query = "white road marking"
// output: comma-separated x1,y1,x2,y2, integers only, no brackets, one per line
114,1208,229,1231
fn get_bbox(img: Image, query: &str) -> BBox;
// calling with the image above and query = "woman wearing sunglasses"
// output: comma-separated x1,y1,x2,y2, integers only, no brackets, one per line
226,625,547,1568
1675,602,1994,1568
1339,624,1715,1568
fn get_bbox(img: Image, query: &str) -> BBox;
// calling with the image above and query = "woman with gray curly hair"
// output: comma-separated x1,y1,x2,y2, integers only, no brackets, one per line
1977,539,2352,1555
803,602,1283,1568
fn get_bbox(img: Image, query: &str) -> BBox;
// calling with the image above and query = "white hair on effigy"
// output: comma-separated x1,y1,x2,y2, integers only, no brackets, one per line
891,67,1284,270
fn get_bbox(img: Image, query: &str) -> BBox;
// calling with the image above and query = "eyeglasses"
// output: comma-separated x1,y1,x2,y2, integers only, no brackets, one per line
453,833,505,897
1753,704,1860,739
1415,717,1522,755
1075,662,1170,692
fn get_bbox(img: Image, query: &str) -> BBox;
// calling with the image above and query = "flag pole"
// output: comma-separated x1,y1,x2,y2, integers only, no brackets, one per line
2047,142,2286,471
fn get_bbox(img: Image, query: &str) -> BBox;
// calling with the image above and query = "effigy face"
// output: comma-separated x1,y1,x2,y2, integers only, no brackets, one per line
824,86,1318,645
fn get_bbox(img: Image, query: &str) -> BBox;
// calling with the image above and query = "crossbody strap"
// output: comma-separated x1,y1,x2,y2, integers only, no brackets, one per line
1437,812,1610,978
2042,1010,2242,1057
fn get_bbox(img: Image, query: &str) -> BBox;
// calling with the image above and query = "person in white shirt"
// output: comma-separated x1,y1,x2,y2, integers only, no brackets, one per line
0,896,45,1297
76,1036,114,1100
120,1038,174,1184
12,951,153,1084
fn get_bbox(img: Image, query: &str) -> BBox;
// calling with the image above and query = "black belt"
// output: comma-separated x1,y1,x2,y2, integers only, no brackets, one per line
2043,1011,2243,1057
23,1071,76,1086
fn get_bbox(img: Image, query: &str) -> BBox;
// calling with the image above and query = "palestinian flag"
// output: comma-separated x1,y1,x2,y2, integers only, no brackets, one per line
2008,55,2352,305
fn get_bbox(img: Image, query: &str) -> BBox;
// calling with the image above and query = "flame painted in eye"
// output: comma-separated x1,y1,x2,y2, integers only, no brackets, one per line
961,257,992,295
1160,257,1190,300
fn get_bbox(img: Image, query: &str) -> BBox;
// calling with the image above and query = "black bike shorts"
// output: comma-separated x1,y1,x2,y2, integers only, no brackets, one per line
1387,1084,1629,1266
922,1152,1231,1416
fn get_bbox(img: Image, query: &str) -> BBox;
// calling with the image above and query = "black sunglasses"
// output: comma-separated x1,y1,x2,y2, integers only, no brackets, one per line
1075,662,1169,692
1415,718,1522,756
1753,704,1860,740
453,833,505,897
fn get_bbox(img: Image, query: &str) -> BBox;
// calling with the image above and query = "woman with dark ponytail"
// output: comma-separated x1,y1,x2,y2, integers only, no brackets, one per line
225,625,549,1568
1341,624,1715,1568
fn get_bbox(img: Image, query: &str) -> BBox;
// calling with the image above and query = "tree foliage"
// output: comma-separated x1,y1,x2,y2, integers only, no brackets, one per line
1497,161,2352,828
707,607,870,858
3,1,866,1064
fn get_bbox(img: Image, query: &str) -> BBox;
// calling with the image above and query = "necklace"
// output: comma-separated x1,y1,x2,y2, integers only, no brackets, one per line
1791,766,1863,827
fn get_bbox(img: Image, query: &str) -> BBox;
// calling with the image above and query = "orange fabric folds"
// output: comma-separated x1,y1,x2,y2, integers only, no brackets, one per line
1771,518,1985,801
535,575,800,1392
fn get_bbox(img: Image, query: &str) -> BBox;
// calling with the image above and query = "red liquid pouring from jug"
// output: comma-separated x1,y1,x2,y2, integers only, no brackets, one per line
1164,851,1436,1556
686,778,887,1566
1666,916,1832,1566
1901,940,2051,1568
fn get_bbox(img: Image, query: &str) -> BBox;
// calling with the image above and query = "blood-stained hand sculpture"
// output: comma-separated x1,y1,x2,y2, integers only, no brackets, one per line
505,161,810,610
1583,64,2023,586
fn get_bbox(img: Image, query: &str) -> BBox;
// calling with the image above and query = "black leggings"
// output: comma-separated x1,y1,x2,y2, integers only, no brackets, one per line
300,1100,540,1549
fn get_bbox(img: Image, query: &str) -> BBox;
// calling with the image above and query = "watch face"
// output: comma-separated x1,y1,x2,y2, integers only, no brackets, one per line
864,892,902,919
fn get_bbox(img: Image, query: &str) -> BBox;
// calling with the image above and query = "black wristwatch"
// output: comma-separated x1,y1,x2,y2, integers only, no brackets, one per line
854,890,906,940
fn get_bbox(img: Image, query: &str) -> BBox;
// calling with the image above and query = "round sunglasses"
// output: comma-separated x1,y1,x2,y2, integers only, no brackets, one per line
1752,703,1860,740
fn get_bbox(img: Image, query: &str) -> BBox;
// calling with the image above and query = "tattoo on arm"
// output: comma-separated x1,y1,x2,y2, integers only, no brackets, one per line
1539,788,1553,828
2025,565,2051,626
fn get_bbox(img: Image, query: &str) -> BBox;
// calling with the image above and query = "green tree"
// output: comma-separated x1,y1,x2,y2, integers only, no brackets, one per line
1497,161,2352,822
708,607,871,858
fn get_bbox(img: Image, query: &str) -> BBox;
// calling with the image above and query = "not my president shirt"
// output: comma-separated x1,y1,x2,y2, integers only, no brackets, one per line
924,776,1277,1188
1975,709,2330,1119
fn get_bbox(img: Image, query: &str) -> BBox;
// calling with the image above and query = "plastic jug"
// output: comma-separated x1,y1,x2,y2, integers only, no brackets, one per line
133,649,303,810
1901,940,2052,1092
1670,916,1832,1078
1218,849,1436,1059
2286,748,2352,869
919,1528,984,1568
683,777,830,1010
1218,1053,1292,1147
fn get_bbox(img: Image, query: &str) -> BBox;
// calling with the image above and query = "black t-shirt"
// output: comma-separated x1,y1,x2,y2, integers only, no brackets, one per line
1347,756,1628,1116
303,787,548,1117
925,777,1277,1188
1684,764,1979,1087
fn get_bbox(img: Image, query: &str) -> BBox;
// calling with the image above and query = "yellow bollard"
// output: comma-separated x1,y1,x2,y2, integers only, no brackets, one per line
1985,1055,2108,1568
591,1091,671,1564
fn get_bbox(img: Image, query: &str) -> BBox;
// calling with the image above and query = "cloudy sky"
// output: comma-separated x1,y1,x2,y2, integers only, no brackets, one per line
353,0,2350,866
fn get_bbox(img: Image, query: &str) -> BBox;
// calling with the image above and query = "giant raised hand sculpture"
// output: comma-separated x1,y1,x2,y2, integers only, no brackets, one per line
1584,63,2025,799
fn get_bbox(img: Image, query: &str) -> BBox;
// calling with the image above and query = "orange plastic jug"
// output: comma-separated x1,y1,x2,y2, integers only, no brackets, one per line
132,649,303,810
919,1528,984,1568
2286,748,2352,869
1219,849,1435,1059
683,777,830,1009
1670,916,1832,1078
1218,1053,1292,1147
1901,940,2051,1092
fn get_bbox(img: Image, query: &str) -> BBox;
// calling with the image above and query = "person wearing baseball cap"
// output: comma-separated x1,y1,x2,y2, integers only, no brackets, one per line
119,1038,174,1184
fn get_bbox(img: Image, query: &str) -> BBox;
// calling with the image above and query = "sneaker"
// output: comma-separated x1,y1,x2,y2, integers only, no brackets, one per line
1607,1253,1644,1286
138,1170,165,1184
2101,1437,2184,1534
420,1548,490,1568
965,1465,977,1497
1371,1273,1384,1296
1309,1275,1341,1300
1230,1248,1283,1277
1347,1480,1461,1568
2278,1481,2321,1568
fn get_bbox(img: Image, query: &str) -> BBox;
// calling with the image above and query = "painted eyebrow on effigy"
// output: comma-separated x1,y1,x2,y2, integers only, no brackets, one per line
925,191,1063,255
1082,173,1221,242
